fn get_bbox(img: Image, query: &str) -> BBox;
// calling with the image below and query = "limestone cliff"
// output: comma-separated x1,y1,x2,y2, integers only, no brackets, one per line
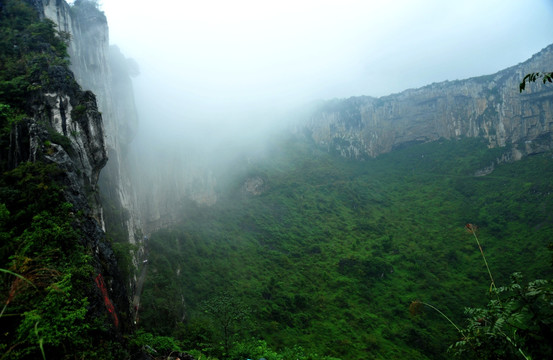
38,0,142,246
9,79,107,223
38,0,216,242
37,1,156,330
1,0,132,344
303,45,553,161
9,0,110,220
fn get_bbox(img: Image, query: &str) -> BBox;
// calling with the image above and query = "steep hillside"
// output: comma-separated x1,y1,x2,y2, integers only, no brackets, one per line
0,0,130,358
138,135,553,359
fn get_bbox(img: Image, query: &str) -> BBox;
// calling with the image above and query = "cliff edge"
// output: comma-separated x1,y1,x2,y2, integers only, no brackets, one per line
304,45,553,161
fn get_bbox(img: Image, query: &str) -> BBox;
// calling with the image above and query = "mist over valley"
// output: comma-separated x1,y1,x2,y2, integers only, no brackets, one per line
1,1,553,359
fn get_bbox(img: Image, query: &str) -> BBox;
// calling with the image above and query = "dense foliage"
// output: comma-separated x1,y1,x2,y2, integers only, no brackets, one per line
0,161,129,359
0,0,72,108
138,136,553,359
1,1,551,359
0,1,129,358
450,273,553,359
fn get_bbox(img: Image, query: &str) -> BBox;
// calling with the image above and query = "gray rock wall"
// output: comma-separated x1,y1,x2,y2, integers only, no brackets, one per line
304,45,553,160
40,0,218,241
25,0,132,331
40,0,143,244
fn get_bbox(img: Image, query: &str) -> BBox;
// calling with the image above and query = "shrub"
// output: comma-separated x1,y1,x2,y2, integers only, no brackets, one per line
130,330,183,356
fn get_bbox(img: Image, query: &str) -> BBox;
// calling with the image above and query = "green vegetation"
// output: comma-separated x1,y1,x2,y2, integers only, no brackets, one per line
412,226,553,360
1,1,551,359
451,273,552,360
0,162,127,359
0,0,72,107
0,0,78,169
0,2,127,358
137,136,553,359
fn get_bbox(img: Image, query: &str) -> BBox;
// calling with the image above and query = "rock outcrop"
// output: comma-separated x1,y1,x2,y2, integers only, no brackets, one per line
9,84,107,222
38,0,216,244
9,0,134,334
38,0,143,246
303,45,553,160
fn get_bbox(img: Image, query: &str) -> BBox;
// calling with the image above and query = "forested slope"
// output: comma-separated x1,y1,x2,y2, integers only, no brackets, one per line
1,1,551,359
138,136,553,359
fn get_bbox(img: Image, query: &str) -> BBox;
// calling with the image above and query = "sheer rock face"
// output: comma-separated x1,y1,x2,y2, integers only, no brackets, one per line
39,0,142,244
304,45,553,160
12,0,132,332
40,0,216,240
42,91,107,183
10,90,107,219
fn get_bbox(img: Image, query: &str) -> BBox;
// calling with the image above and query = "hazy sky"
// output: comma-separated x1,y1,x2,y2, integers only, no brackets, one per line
99,0,553,140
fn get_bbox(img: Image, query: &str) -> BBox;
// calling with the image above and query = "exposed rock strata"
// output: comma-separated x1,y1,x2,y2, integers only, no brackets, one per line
304,45,553,161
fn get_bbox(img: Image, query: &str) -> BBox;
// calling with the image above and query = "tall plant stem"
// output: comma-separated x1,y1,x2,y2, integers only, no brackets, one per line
469,228,497,294
421,301,463,335
500,330,532,360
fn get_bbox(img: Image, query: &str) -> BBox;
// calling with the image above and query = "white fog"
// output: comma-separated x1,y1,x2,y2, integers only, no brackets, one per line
99,0,553,149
